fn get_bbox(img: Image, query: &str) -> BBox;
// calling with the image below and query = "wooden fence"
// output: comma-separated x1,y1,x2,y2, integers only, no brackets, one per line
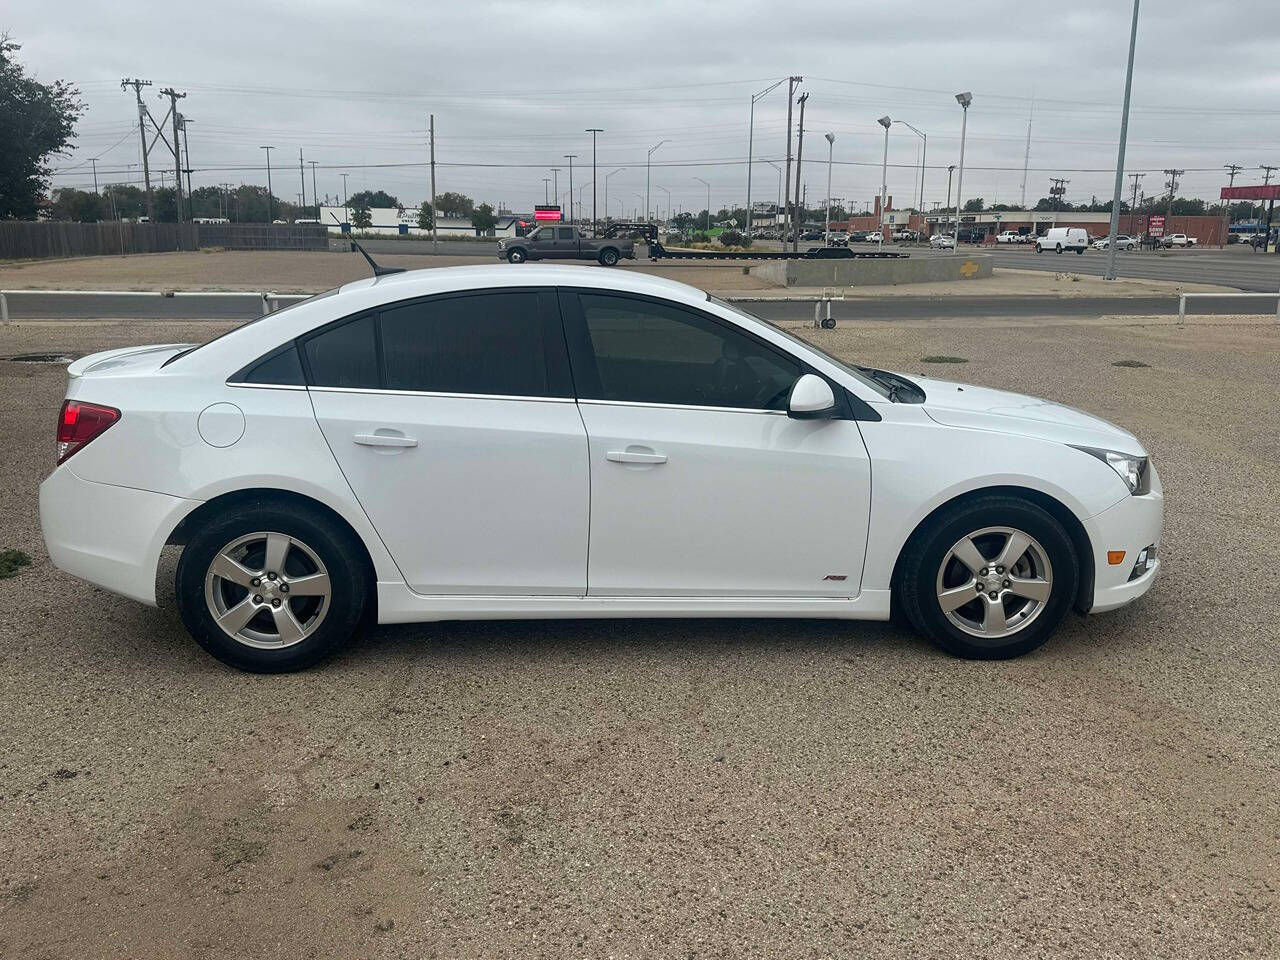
0,221,329,260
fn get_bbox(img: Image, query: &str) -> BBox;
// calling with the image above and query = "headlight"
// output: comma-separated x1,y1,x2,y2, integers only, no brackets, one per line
1071,445,1148,495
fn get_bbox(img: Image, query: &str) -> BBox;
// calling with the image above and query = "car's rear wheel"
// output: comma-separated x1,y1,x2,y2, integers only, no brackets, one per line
598,248,619,266
507,249,526,263
176,502,370,673
898,495,1079,660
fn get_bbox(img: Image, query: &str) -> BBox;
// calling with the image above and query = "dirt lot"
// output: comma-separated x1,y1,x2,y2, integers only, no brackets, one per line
0,313,1277,958
0,249,1235,299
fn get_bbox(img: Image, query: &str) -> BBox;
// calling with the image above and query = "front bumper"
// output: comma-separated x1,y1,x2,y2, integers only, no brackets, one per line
39,465,198,606
1083,463,1164,613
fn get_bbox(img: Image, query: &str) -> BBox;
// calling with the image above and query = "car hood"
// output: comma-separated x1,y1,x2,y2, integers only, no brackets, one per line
910,374,1145,455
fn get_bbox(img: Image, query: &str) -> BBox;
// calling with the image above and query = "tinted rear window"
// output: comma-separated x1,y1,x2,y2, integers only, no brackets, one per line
302,314,379,389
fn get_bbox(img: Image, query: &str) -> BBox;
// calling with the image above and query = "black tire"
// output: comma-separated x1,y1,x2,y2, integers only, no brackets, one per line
506,248,526,264
1076,247,1084,255
1055,244,1063,254
598,247,619,266
897,495,1079,660
175,500,370,673
1035,244,1043,254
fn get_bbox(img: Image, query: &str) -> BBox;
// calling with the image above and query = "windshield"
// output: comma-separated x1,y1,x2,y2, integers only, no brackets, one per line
708,295,891,399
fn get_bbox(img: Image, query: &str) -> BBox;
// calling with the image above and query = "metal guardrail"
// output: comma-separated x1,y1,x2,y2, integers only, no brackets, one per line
1177,291,1280,324
0,289,310,323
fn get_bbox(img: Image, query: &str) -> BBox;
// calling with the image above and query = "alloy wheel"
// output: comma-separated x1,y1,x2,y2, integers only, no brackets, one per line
935,526,1053,641
204,531,331,649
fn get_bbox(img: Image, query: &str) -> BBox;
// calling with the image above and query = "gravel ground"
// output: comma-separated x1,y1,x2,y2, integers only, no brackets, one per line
0,314,1277,959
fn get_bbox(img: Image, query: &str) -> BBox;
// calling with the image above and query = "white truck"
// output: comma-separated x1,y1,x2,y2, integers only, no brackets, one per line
995,230,1027,244
1161,233,1197,248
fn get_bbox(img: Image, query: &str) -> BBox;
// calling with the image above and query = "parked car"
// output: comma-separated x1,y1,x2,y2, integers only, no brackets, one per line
995,230,1027,245
858,229,884,243
825,231,850,246
891,229,919,242
929,233,956,249
1035,227,1088,255
1092,235,1136,251
801,230,824,241
498,225,634,265
39,264,1161,672
1160,233,1197,248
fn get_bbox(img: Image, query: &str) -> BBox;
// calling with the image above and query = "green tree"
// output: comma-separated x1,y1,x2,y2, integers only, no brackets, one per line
48,187,106,221
351,203,373,229
0,36,85,218
348,189,399,209
435,191,473,218
962,197,985,212
416,200,433,229
471,202,497,233
671,212,695,231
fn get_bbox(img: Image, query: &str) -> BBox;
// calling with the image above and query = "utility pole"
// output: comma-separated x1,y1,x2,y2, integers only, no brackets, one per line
1258,165,1277,248
180,118,194,219
791,92,808,254
310,161,319,217
220,182,233,221
429,114,438,253
299,149,307,214
586,128,602,236
159,88,187,224
782,76,802,251
121,78,155,220
1104,0,1139,281
1128,172,1145,236
340,172,350,226
1049,177,1069,219
542,178,551,204
564,154,577,225
1163,168,1184,221
1020,94,1034,209
261,146,275,222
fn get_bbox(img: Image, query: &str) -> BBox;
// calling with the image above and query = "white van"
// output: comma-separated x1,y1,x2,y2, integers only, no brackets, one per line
1035,227,1088,254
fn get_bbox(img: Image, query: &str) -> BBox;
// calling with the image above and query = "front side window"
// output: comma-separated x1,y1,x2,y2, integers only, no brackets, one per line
574,293,800,410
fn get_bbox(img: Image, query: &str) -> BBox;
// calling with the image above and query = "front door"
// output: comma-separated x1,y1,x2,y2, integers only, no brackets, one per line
560,290,871,598
304,289,589,596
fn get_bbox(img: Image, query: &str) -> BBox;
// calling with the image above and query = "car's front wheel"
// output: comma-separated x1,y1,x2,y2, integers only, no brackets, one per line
898,495,1079,660
507,248,527,263
175,501,370,672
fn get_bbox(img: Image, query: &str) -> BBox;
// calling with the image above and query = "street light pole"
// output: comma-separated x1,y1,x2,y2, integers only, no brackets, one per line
585,128,603,235
765,161,782,230
895,121,927,232
658,186,671,223
563,155,577,225
260,146,274,222
647,140,668,223
824,133,835,242
542,178,551,204
550,168,560,217
604,168,623,225
1105,0,1140,281
340,172,349,225
694,177,710,232
952,93,972,255
877,116,891,248
746,79,787,238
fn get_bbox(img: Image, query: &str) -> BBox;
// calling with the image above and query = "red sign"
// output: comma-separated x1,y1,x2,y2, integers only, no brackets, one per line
533,205,562,221
1147,214,1166,238
1221,184,1280,201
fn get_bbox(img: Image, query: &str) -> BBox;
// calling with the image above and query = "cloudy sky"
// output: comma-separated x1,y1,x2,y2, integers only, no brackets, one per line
11,0,1280,217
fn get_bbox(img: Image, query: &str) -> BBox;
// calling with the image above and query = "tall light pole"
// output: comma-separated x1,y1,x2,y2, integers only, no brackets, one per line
658,186,671,223
632,193,644,222
563,155,577,225
585,128,603,235
877,116,891,248
765,161,782,230
340,172,349,225
746,78,787,237
578,180,592,224
647,140,668,223
945,165,956,235
260,146,274,223
824,133,835,241
605,168,624,224
693,177,711,232
895,121,927,228
310,161,319,216
1105,0,1140,281
542,178,551,204
550,168,561,217
952,93,972,255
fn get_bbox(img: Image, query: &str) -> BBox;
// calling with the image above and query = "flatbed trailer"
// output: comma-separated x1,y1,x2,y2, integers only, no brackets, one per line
647,242,908,261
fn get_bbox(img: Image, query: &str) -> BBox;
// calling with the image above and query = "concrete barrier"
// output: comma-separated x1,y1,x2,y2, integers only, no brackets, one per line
750,253,993,287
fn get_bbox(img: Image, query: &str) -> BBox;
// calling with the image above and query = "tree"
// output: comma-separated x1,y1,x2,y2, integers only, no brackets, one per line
962,197,985,212
671,212,695,231
471,202,497,234
48,187,106,222
1,36,84,218
351,203,372,229
416,200,433,230
435,191,473,218
348,189,399,210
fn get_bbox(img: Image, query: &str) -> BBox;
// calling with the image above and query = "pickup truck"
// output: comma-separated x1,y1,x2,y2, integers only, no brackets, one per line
498,225,635,265
1160,233,1197,248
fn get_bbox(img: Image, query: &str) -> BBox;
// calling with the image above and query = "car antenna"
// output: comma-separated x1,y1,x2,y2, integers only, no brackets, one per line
328,212,406,277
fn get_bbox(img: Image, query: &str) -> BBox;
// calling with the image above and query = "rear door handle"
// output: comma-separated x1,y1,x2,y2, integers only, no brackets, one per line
354,432,418,448
606,448,667,464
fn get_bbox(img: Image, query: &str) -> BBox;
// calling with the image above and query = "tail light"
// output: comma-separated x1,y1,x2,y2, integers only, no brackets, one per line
56,400,120,464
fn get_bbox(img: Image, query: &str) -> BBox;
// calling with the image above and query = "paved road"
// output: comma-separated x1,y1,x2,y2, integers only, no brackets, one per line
910,244,1280,292
3,289,1276,321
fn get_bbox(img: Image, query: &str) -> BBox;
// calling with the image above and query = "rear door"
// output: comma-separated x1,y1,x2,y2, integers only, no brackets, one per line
304,289,589,596
561,290,871,598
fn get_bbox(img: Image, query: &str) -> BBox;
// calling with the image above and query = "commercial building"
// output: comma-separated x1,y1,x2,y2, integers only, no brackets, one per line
317,205,528,238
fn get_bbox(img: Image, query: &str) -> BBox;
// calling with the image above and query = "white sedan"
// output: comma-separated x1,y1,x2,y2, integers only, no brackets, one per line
1092,235,1137,251
40,266,1162,672
929,234,956,249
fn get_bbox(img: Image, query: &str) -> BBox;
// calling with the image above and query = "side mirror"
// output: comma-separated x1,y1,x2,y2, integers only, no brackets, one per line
787,373,837,420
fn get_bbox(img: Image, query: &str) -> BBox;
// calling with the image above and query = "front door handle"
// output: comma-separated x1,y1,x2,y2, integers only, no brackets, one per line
355,432,418,448
606,448,667,464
